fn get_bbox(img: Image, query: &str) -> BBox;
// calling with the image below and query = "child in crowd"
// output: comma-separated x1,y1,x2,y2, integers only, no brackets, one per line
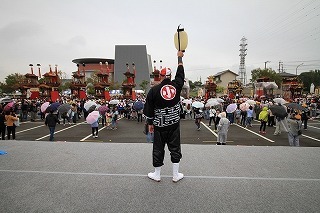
217,112,230,145
91,120,99,138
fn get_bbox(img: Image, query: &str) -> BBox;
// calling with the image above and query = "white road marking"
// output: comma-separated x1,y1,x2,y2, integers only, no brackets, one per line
80,126,107,141
235,124,275,143
35,121,86,141
201,121,217,137
16,125,45,134
0,169,319,181
301,134,320,142
308,125,320,130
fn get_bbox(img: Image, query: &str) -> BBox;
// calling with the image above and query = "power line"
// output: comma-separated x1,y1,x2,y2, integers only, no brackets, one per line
251,0,319,44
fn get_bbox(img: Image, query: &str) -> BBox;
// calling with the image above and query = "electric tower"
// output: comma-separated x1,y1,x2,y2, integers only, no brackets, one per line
238,37,247,86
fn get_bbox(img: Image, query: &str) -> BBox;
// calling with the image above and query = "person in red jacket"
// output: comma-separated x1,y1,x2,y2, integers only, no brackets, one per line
143,51,185,183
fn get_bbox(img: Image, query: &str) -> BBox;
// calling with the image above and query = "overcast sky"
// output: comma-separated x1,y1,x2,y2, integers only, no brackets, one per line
0,0,319,83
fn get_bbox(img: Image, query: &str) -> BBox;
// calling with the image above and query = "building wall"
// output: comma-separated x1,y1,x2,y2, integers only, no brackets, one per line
78,64,114,82
216,72,237,89
114,45,152,91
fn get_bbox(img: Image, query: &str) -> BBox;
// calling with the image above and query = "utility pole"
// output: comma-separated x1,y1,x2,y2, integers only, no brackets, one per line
278,61,283,73
264,61,270,70
238,37,247,86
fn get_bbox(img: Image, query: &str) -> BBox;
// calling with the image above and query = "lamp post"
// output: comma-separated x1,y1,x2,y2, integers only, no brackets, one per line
295,63,303,76
174,24,188,52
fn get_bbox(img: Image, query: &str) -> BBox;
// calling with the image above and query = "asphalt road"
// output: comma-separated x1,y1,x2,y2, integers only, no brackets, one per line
11,116,320,147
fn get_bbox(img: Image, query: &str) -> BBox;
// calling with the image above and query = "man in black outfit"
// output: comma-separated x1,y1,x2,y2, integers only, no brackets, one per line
45,110,60,141
143,51,185,183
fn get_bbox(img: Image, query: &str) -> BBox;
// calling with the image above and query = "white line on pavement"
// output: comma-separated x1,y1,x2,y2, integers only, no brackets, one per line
235,124,275,143
80,116,124,141
35,121,86,141
0,169,319,181
80,126,107,141
16,125,45,134
301,134,320,142
201,121,217,137
308,125,320,130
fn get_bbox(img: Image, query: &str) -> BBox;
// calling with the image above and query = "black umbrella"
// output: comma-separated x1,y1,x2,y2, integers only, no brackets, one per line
269,105,288,119
285,103,307,111
87,105,96,114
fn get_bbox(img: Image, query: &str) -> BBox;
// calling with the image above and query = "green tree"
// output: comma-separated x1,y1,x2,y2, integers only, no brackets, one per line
299,69,320,92
139,80,149,93
250,68,282,87
193,80,203,88
109,81,121,90
58,81,72,92
188,80,195,90
0,73,25,93
216,86,224,93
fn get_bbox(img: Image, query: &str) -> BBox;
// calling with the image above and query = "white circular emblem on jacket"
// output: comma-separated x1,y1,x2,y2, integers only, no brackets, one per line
160,85,176,100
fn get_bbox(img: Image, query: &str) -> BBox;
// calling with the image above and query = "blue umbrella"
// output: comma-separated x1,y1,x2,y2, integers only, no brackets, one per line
133,101,144,110
46,102,61,112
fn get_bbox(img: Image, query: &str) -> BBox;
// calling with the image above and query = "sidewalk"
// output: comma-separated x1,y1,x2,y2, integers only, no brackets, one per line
1,141,320,212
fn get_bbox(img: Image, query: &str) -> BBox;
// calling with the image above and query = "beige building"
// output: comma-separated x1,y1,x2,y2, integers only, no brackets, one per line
214,69,238,89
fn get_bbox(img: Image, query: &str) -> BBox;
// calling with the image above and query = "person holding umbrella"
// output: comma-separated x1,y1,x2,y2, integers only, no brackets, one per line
194,107,203,130
86,110,100,138
143,51,185,182
45,110,60,141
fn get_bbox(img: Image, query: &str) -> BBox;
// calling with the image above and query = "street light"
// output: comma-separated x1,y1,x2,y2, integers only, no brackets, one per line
296,63,303,76
174,24,188,52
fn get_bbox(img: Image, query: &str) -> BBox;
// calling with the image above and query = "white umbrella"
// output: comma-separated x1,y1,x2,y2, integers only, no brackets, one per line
84,100,96,111
245,100,256,106
205,100,220,107
182,99,192,104
109,99,120,105
192,101,204,109
212,98,224,103
273,98,287,105
41,102,50,113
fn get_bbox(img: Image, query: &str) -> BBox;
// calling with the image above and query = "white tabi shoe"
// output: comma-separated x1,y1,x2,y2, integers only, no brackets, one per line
172,163,184,183
148,167,161,182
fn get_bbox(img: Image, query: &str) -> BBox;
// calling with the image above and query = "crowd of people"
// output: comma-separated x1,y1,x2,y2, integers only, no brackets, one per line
180,96,319,146
0,96,149,141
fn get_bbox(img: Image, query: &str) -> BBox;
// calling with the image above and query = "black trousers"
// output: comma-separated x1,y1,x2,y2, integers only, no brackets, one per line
7,126,16,140
153,124,182,167
0,125,5,140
